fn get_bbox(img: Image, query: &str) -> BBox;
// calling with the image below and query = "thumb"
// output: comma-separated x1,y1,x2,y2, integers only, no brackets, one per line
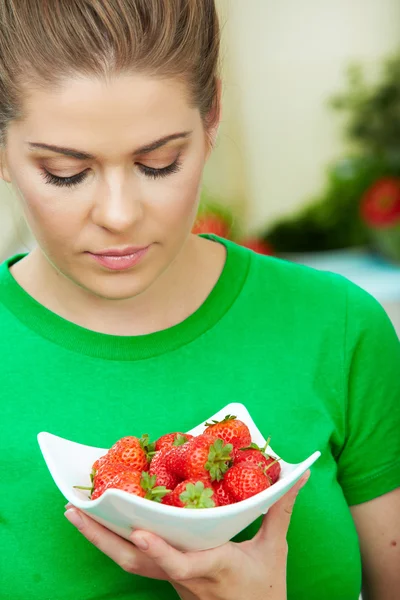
254,470,310,546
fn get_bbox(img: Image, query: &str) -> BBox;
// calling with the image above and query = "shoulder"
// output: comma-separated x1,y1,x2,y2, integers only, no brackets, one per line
230,242,396,341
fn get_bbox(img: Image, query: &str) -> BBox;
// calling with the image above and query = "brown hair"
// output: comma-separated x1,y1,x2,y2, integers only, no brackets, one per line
0,0,220,144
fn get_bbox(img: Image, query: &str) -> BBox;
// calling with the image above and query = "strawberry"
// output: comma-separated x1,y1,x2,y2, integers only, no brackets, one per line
93,462,132,493
212,480,235,507
165,441,192,479
170,478,218,508
106,470,170,502
223,463,272,502
183,434,233,482
107,435,151,472
204,415,251,450
74,461,130,499
234,440,281,484
155,432,193,452
91,484,107,500
149,447,181,490
161,492,174,506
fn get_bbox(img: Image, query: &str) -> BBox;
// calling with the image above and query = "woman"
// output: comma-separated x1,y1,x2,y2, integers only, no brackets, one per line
0,1,399,599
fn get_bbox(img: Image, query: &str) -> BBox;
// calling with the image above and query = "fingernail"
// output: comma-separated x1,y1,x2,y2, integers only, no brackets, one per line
64,502,73,510
131,534,149,551
64,509,83,529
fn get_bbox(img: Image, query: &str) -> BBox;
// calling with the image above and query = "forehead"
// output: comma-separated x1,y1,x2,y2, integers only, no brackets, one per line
16,74,199,155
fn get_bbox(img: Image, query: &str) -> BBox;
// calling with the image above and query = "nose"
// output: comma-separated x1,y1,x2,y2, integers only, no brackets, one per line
91,170,143,233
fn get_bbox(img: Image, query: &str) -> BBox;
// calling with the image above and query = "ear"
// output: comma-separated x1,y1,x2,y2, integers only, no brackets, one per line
204,78,222,156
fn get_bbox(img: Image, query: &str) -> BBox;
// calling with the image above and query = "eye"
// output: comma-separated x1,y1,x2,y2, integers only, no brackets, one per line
137,158,182,179
41,169,88,188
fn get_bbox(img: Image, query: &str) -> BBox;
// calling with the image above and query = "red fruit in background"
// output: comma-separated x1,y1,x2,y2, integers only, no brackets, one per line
204,415,251,450
361,177,400,228
170,478,218,508
149,448,181,490
239,238,274,255
212,480,236,507
155,432,193,452
223,463,272,502
234,441,281,484
192,215,230,238
107,436,150,472
183,434,233,482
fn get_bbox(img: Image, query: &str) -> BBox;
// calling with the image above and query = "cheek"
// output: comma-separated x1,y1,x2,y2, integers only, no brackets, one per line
12,171,85,247
149,156,204,231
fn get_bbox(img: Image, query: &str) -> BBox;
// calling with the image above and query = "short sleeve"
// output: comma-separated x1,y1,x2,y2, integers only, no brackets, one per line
337,282,400,506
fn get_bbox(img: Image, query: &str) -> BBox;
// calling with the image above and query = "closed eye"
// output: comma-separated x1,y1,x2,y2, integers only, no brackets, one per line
137,158,182,179
41,169,88,188
41,157,182,188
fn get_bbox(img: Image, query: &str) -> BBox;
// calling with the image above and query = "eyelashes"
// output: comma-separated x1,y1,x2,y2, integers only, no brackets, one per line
41,158,183,188
41,170,88,188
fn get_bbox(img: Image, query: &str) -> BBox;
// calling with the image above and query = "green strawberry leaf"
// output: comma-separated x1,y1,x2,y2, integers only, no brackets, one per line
179,482,216,509
140,471,170,501
140,434,157,460
173,433,189,447
205,414,237,427
205,440,233,481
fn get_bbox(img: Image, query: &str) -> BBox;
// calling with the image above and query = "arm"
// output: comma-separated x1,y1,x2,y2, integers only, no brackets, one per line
350,488,400,600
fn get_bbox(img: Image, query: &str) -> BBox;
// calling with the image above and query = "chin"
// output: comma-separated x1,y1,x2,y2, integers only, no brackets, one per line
74,271,153,302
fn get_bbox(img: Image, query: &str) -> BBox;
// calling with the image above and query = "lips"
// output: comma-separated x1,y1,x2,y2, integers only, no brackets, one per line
89,246,150,271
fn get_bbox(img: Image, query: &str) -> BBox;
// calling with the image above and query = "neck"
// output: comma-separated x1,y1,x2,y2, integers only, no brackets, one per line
11,235,226,336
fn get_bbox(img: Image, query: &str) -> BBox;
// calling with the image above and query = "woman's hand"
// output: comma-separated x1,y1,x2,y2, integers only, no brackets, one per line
65,472,309,600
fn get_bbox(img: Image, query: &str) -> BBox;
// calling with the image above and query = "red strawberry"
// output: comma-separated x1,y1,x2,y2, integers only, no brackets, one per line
165,442,192,479
149,448,181,489
74,461,130,499
234,441,281,484
155,432,193,452
170,478,218,508
183,434,233,482
107,436,150,472
204,415,251,450
91,484,107,500
161,492,174,506
93,462,132,492
212,480,236,507
223,463,272,502
107,470,170,502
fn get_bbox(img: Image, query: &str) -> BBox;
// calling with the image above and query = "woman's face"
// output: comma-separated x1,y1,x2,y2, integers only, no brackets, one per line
0,74,212,300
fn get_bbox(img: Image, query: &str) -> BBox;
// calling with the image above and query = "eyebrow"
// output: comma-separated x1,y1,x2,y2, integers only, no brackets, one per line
27,131,192,160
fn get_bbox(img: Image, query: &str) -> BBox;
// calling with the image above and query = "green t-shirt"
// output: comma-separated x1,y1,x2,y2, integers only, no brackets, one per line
1,236,399,600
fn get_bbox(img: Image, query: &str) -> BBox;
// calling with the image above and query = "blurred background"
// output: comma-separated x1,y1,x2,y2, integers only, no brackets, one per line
1,0,400,331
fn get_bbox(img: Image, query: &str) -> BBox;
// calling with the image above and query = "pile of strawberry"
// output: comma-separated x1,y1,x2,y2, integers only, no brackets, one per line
77,415,281,508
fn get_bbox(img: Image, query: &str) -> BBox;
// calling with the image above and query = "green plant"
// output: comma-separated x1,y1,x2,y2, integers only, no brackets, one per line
264,51,400,252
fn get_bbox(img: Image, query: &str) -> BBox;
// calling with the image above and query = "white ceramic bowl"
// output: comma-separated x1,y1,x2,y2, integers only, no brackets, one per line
38,402,320,551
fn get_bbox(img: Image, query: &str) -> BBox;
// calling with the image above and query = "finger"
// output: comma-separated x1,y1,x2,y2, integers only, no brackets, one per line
254,470,310,546
64,509,167,580
130,530,225,583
